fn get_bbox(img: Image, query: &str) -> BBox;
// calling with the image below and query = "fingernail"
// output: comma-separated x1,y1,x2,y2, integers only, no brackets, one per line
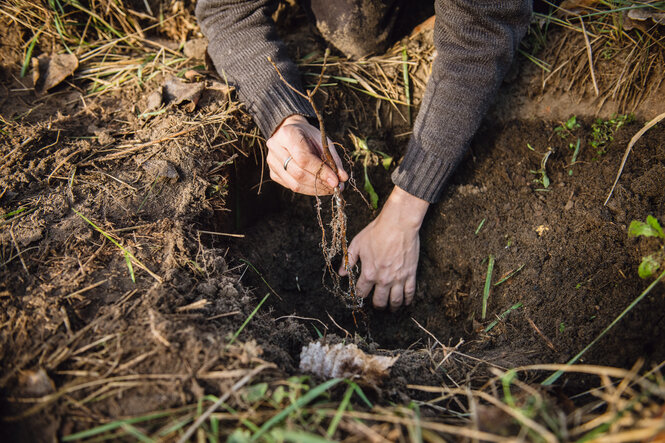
327,177,337,188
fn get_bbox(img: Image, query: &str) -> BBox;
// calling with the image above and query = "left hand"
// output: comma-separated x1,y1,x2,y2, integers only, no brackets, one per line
339,186,430,310
266,115,348,195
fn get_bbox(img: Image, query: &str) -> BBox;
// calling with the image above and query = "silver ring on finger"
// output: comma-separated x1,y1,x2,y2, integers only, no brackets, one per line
283,156,293,171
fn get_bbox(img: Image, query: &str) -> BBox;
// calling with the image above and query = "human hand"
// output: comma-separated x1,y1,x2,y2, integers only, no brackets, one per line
266,115,348,195
340,186,430,311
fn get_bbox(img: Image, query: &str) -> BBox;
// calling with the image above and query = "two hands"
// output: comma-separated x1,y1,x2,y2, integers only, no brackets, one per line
267,115,430,310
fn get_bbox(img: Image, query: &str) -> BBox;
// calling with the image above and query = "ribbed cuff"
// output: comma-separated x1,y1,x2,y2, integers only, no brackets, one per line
249,82,316,137
391,140,454,203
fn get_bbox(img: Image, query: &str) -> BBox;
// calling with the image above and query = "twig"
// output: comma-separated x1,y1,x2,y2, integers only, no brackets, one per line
198,230,245,238
579,17,599,97
64,279,109,300
9,226,29,275
148,310,170,347
526,316,557,352
605,111,665,205
327,311,351,338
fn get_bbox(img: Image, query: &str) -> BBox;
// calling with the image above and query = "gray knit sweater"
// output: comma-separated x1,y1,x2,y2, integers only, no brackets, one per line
196,0,532,203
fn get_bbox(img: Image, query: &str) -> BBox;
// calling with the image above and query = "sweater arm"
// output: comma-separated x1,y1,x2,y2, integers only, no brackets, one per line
195,0,315,137
392,0,532,203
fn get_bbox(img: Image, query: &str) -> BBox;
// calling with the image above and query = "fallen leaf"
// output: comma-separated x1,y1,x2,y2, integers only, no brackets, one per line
623,7,665,31
32,53,78,94
163,76,204,112
144,76,205,114
183,38,208,60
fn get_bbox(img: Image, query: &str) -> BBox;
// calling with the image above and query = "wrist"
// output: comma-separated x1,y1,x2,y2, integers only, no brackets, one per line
380,186,430,230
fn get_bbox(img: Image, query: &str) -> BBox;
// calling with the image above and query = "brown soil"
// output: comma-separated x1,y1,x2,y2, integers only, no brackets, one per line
1,3,665,441
233,115,665,371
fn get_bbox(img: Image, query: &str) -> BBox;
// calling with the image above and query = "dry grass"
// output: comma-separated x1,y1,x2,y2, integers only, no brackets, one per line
0,0,199,97
525,1,665,113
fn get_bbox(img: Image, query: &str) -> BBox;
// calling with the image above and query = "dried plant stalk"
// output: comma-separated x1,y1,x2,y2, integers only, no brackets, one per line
269,50,361,310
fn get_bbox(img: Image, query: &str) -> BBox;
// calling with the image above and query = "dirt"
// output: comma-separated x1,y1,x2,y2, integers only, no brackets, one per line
232,114,665,368
1,2,665,441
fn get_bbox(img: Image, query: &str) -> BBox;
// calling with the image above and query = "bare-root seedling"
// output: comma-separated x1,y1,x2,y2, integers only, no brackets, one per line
269,50,361,312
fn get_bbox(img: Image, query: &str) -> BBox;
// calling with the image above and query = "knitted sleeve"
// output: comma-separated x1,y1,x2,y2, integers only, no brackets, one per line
195,0,315,137
391,0,532,202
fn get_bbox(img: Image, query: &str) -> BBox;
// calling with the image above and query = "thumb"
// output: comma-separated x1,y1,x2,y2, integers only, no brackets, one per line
339,240,359,276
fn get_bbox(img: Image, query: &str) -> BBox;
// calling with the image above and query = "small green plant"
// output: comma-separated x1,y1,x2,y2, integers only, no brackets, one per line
590,113,633,155
349,132,393,209
530,149,552,189
628,215,665,279
554,115,580,139
568,138,581,175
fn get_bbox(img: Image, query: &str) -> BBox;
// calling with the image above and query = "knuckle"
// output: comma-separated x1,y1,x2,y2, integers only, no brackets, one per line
363,269,376,281
377,276,392,286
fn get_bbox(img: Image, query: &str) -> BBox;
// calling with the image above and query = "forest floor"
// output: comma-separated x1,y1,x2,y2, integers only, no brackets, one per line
1,1,665,441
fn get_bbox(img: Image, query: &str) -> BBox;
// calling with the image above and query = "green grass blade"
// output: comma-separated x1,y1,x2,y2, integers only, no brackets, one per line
63,411,174,441
74,209,161,282
482,255,495,320
124,252,135,283
402,45,411,125
363,164,379,209
120,423,154,443
351,383,372,408
270,430,335,443
21,29,43,77
326,384,354,438
494,264,525,287
251,378,343,441
227,293,269,348
239,259,281,300
542,267,665,385
475,218,486,235
484,302,523,332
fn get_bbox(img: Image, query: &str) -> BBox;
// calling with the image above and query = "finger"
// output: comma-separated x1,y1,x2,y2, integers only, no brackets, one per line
339,239,359,276
266,150,289,188
356,271,374,299
372,285,390,310
389,285,404,312
285,129,339,188
267,150,331,196
274,141,337,194
328,140,349,182
404,277,416,306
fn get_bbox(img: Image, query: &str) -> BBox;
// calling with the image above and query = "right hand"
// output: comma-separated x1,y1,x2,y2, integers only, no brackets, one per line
339,186,429,310
266,115,348,196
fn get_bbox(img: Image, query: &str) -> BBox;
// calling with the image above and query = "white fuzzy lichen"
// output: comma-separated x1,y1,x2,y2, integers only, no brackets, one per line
299,341,398,383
